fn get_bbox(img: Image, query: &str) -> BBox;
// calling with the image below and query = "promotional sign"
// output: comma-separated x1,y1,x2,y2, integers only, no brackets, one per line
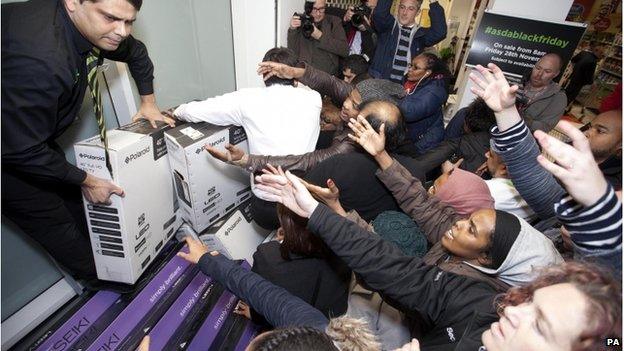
466,12,586,76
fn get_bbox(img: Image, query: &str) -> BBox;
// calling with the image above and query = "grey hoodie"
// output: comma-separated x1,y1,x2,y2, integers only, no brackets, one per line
467,214,564,286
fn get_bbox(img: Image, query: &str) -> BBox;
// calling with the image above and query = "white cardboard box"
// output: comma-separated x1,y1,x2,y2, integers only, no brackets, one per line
164,123,251,233
74,120,181,284
197,201,270,264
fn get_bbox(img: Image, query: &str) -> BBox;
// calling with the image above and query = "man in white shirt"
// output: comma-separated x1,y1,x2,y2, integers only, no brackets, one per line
173,47,321,156
483,145,536,222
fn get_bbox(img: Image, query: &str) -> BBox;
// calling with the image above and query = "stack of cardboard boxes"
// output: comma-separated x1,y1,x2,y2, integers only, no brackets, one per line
74,120,269,285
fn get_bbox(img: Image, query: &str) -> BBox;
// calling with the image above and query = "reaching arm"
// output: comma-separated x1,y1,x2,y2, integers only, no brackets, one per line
300,64,352,105
372,0,395,33
423,1,447,47
347,116,459,243
245,132,357,173
173,91,243,125
535,121,622,273
179,238,329,331
252,168,496,325
470,63,565,219
490,120,565,219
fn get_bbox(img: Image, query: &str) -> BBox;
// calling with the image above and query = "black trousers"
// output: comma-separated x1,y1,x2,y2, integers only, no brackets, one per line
565,82,585,105
2,170,96,279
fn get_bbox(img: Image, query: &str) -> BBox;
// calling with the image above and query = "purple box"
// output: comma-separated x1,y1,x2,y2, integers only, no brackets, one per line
147,271,213,350
34,291,120,351
234,322,259,351
85,247,192,351
186,290,238,351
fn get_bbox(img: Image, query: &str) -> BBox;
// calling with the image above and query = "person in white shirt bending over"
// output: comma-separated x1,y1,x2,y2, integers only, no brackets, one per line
172,47,322,230
173,47,322,157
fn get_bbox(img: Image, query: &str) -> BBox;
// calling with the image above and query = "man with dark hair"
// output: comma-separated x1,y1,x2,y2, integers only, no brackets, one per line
444,98,496,140
516,53,567,132
262,47,300,86
173,47,321,157
2,0,170,278
342,54,370,84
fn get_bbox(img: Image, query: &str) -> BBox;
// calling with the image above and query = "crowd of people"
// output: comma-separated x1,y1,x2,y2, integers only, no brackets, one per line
2,0,622,350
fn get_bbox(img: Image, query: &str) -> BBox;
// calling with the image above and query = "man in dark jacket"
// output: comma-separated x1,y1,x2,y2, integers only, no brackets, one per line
288,0,349,76
369,0,446,83
2,0,170,278
565,42,606,104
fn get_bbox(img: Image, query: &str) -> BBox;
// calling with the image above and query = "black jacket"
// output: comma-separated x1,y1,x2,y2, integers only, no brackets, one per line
2,0,154,185
305,152,425,221
308,204,499,350
251,241,350,323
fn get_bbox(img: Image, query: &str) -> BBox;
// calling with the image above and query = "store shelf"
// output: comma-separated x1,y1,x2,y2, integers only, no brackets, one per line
600,68,622,77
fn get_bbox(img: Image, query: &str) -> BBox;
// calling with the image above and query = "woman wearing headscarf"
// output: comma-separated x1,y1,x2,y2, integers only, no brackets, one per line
429,165,494,217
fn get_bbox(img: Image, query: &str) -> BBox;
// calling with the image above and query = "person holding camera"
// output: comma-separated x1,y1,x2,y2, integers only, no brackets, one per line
341,0,377,62
370,0,446,84
288,0,349,76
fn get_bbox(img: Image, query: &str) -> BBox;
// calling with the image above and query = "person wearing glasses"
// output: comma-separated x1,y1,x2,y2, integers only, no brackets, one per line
370,0,446,84
400,52,451,153
288,0,349,76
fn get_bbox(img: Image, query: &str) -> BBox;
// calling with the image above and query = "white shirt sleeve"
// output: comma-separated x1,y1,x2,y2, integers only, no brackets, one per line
173,90,245,126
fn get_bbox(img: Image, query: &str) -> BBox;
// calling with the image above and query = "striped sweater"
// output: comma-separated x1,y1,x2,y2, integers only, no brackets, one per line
491,119,622,275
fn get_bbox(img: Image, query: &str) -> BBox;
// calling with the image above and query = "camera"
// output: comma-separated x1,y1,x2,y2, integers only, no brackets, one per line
295,0,316,39
294,12,315,39
351,3,372,27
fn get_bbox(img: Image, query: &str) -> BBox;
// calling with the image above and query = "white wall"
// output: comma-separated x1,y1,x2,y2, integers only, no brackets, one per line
277,0,304,47
231,0,277,89
489,0,574,23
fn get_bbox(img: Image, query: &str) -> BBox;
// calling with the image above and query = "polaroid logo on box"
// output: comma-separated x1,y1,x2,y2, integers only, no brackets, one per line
195,147,203,154
208,136,225,147
79,153,106,161
125,146,150,164
224,217,242,236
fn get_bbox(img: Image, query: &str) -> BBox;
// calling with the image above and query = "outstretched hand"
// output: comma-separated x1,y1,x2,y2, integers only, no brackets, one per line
253,165,319,218
177,236,218,264
257,61,304,82
300,178,346,216
534,120,608,207
469,63,518,112
204,143,248,167
348,115,386,156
